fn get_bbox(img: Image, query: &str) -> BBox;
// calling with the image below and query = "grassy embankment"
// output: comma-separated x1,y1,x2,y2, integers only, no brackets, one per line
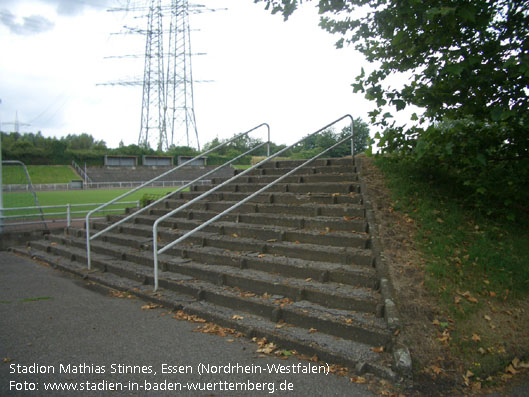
376,156,529,384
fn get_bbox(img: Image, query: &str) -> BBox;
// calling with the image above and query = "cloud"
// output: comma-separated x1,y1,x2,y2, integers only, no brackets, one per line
0,0,113,35
41,0,112,16
0,9,55,35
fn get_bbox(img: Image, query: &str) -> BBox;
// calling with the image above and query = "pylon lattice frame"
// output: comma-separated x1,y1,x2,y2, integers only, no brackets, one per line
138,0,199,151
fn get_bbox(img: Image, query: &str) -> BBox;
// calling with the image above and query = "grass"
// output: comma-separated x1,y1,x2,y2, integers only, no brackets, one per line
2,187,181,219
375,156,529,305
375,155,529,381
2,165,79,184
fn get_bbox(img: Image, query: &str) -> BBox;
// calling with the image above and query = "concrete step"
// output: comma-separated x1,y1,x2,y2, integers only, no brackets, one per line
121,214,369,249
171,191,363,206
238,165,357,177
11,245,395,380
191,182,361,195
22,241,390,348
211,173,358,186
253,158,354,169
43,234,380,314
89,221,375,267
157,199,366,221
63,228,378,288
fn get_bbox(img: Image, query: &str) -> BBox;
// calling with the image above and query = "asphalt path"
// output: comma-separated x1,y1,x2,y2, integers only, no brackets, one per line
0,251,375,396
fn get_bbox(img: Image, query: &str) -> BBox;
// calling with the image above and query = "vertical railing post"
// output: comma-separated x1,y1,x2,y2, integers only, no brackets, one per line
67,204,71,227
0,130,3,234
350,117,354,158
86,217,92,270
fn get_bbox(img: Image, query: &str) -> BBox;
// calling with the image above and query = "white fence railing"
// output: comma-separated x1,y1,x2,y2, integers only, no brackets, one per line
2,180,211,192
0,201,140,229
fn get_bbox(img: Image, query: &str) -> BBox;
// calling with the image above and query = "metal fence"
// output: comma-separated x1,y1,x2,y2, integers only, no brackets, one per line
2,180,211,192
0,201,140,230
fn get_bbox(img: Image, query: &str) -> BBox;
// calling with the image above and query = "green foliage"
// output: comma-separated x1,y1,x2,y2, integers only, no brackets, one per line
1,131,107,165
376,156,529,300
411,119,529,220
255,0,528,220
286,117,370,158
257,0,529,129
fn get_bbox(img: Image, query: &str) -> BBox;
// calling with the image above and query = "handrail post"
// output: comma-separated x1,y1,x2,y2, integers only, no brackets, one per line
67,204,71,227
153,227,159,291
86,216,91,270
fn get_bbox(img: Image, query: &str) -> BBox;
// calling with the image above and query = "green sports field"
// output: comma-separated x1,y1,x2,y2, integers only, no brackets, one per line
2,187,181,220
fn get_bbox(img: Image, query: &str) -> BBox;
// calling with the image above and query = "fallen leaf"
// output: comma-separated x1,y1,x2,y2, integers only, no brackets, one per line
3,358,12,363
431,365,443,375
505,364,517,375
438,330,451,343
489,291,497,297
232,315,244,320
472,333,481,342
371,346,384,353
484,315,492,321
461,291,478,303
518,361,529,369
350,376,367,384
232,233,239,238
141,303,161,310
305,277,312,282
436,217,444,223
343,216,353,222
308,328,317,334
454,296,462,304
257,342,277,354
258,254,266,258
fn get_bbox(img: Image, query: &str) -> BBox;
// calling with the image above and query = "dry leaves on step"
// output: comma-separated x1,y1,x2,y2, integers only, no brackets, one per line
141,303,162,310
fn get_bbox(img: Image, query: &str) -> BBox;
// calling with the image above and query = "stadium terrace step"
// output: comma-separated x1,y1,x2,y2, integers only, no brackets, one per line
191,182,361,194
11,157,405,381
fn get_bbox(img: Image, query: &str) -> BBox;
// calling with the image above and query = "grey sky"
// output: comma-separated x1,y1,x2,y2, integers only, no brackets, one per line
0,9,54,35
0,0,113,35
0,0,386,148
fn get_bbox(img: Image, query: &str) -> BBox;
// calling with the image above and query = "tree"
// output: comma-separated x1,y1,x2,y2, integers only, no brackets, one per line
254,0,529,144
255,0,529,218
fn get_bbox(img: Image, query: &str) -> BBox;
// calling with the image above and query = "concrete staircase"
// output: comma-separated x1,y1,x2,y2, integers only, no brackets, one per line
12,157,408,380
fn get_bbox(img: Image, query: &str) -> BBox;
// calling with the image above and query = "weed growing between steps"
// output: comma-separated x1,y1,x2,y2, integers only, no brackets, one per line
374,155,529,391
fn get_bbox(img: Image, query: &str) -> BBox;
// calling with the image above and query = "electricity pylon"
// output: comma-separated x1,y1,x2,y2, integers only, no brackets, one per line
105,0,212,151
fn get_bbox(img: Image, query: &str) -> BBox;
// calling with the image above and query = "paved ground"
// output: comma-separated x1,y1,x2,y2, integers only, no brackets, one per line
0,251,374,396
2,251,528,396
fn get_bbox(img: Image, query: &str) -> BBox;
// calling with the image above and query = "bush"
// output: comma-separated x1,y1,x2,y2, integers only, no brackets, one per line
410,119,529,221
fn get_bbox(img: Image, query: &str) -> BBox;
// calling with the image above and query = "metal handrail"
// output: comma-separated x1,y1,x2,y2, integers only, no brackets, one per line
2,160,48,230
72,160,93,183
85,123,270,269
152,114,354,291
